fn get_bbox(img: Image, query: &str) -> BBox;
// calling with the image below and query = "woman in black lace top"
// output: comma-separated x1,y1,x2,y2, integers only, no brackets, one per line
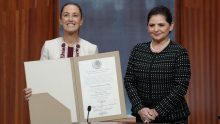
124,5,191,123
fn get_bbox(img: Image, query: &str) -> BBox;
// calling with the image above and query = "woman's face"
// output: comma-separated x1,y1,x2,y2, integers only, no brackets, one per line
60,4,83,34
147,14,173,42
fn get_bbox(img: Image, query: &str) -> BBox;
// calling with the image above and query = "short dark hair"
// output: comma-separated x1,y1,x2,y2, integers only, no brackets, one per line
147,5,172,25
60,2,83,19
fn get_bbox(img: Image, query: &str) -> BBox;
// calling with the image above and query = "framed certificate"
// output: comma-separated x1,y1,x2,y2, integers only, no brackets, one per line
73,51,127,121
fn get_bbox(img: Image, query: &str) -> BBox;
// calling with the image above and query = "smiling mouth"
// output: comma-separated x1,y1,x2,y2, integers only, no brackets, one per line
153,34,161,36
67,23,76,26
67,23,75,26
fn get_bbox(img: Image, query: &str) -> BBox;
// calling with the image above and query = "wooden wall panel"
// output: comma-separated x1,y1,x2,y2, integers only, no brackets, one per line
0,0,59,124
217,0,220,122
175,0,220,123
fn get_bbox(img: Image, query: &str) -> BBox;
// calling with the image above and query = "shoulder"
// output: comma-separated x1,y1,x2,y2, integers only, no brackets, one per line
132,42,150,51
128,42,150,57
79,38,98,50
40,37,62,60
79,38,98,55
169,41,189,58
44,37,62,46
80,38,97,47
169,41,188,52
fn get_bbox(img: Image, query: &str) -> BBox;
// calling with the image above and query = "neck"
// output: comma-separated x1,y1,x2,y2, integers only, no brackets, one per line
150,38,170,53
63,32,79,46
152,37,169,45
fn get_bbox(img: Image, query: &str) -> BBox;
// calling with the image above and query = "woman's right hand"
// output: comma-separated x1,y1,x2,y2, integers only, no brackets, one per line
138,107,156,123
24,88,32,101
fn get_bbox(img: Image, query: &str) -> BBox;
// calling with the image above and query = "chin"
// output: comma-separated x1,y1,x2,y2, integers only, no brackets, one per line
64,27,78,31
153,38,162,41
64,29,78,33
67,31,77,34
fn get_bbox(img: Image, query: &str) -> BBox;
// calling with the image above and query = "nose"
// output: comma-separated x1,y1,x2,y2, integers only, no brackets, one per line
68,15,74,21
154,25,159,32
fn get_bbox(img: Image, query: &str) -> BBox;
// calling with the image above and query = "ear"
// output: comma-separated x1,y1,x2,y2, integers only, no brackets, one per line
59,18,63,25
146,24,150,33
80,18,84,26
169,22,174,31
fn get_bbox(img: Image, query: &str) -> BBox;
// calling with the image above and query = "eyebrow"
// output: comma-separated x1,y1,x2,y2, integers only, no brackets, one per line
62,11,80,14
148,22,167,24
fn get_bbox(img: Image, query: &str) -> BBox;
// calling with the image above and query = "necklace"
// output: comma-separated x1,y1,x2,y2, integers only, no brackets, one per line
150,39,170,53
60,38,80,58
60,43,66,58
75,44,80,57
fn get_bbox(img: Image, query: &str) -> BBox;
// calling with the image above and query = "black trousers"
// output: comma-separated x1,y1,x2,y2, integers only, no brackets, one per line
136,115,188,124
